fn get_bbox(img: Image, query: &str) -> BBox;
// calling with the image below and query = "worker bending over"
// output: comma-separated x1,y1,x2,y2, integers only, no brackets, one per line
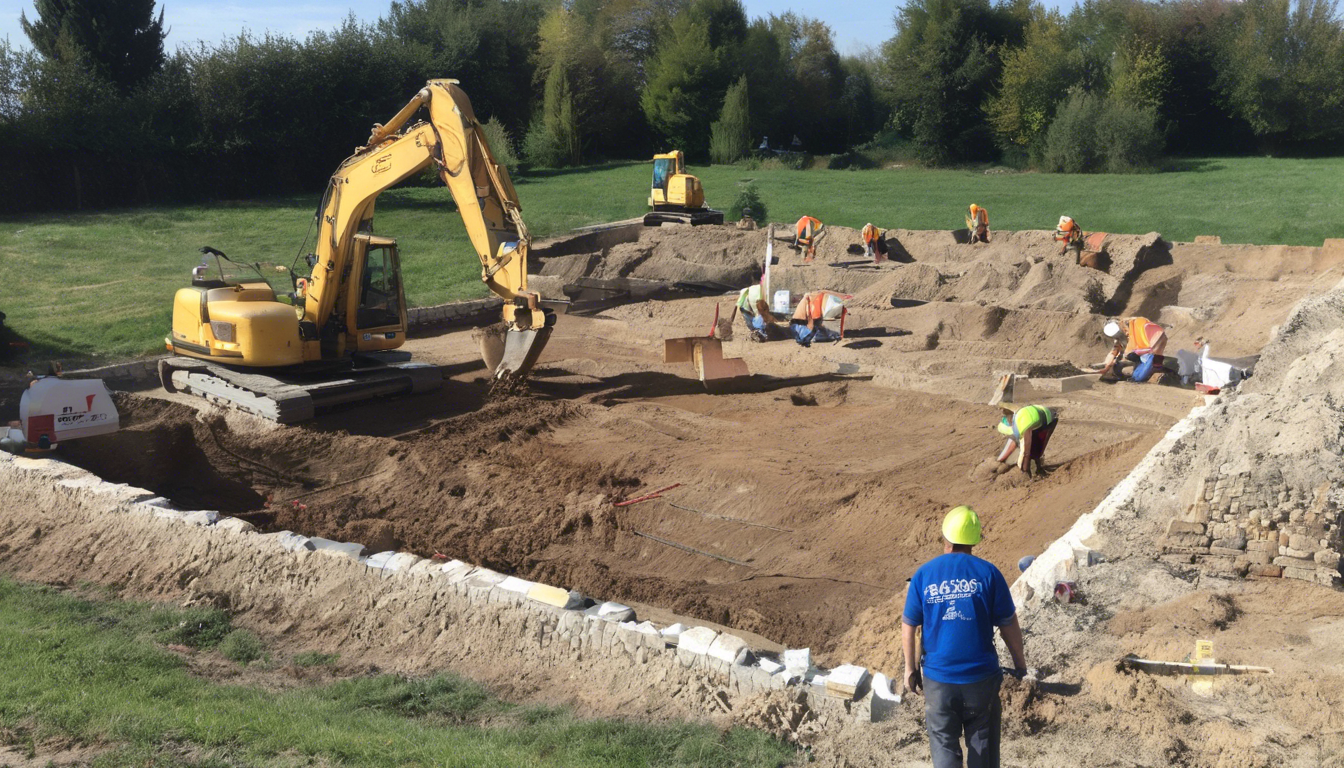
1099,317,1167,383
966,205,990,244
862,223,889,263
789,290,847,347
1053,216,1083,261
734,283,782,342
996,404,1057,476
794,216,824,262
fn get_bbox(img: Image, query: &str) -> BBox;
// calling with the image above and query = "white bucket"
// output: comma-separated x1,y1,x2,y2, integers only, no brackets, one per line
20,377,120,446
821,294,845,320
772,290,791,314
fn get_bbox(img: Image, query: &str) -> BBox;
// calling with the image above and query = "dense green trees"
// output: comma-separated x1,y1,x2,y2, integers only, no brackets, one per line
3,0,1344,212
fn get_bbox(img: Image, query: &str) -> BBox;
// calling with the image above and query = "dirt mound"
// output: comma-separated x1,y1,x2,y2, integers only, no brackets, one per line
535,225,764,289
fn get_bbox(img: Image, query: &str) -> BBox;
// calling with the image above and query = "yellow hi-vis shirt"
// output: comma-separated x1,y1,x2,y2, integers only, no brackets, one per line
1014,405,1055,436
737,284,763,313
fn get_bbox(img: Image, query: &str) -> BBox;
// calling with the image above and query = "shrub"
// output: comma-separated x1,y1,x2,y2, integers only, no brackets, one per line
1041,90,1103,173
219,629,264,665
1094,101,1164,173
709,76,750,165
522,116,564,168
827,151,878,170
157,608,233,649
729,183,767,222
479,118,520,178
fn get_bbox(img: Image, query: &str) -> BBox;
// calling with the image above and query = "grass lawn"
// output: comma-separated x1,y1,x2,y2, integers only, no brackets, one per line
0,577,793,768
2,156,1341,362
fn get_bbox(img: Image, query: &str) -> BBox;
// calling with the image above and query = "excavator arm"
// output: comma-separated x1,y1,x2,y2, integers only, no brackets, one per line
303,79,549,376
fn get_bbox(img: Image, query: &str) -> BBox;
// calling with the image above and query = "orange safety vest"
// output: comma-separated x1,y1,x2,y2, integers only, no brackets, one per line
796,216,822,240
1055,220,1082,244
971,207,988,227
1126,317,1163,355
807,292,826,321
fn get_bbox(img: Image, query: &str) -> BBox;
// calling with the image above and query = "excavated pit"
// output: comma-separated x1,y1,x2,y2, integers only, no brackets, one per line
50,224,1344,659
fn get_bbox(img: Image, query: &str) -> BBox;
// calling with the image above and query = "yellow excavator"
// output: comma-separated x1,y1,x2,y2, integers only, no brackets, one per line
644,151,723,227
160,79,554,423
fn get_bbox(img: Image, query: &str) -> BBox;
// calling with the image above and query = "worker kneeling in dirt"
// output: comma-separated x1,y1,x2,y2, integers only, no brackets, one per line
788,290,846,347
1054,216,1083,261
862,223,889,263
736,207,758,231
995,404,1057,476
735,283,783,342
1099,317,1167,383
966,205,990,244
794,216,824,262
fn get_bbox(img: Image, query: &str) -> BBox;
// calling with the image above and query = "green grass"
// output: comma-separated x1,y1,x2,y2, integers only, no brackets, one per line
0,578,793,768
2,156,1342,362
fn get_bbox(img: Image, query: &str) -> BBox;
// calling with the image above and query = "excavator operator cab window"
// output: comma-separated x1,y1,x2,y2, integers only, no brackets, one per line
652,158,672,191
357,244,403,330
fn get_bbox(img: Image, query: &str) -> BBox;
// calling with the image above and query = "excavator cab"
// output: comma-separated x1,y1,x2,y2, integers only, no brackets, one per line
644,151,723,227
347,235,407,352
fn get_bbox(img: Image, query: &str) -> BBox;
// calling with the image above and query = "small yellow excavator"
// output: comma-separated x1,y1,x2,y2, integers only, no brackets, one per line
160,79,554,423
644,151,723,227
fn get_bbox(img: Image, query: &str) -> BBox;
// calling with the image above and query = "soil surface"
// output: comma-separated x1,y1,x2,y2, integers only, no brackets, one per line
40,224,1344,766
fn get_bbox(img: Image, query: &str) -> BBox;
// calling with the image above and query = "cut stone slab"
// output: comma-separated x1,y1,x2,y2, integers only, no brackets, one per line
308,537,364,560
215,517,256,535
784,648,812,677
463,568,506,590
527,583,585,609
868,673,902,722
708,633,751,665
364,551,398,569
384,553,424,572
497,576,535,595
660,623,686,644
267,531,315,552
183,510,220,526
678,626,719,656
825,664,870,699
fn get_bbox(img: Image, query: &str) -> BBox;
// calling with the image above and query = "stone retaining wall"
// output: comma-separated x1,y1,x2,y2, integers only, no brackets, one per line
0,449,901,730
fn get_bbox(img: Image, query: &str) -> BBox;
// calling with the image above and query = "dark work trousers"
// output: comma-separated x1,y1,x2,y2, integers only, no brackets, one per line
923,673,1003,768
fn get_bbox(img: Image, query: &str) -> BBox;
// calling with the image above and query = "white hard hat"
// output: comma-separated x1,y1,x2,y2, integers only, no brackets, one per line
1058,215,1073,228
1103,320,1122,339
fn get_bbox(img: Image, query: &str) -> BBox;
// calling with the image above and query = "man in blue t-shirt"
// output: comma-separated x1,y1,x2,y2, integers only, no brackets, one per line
903,505,1027,768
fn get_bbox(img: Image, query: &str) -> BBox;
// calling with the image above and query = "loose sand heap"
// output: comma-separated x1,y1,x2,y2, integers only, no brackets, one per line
8,224,1344,766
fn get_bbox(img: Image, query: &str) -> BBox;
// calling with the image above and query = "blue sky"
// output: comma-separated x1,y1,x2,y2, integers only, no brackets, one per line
0,0,1076,57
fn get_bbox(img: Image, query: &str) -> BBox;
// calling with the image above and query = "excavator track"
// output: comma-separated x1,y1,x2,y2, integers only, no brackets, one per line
159,356,442,424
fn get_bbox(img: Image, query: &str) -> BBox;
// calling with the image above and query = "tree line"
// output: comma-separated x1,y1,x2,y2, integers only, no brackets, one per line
2,0,1342,212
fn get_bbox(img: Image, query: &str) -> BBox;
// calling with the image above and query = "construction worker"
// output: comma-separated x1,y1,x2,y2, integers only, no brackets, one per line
966,205,990,244
861,223,889,263
736,207,758,231
734,283,784,342
1053,216,1084,261
903,506,1028,768
788,290,847,346
995,404,1057,475
1099,317,1168,382
794,216,824,262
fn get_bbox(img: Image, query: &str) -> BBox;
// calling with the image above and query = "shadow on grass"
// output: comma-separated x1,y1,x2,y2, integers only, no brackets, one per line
516,161,643,182
1161,158,1226,173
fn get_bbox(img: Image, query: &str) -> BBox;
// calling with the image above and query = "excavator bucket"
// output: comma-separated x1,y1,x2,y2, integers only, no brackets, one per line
496,326,553,378
663,337,749,382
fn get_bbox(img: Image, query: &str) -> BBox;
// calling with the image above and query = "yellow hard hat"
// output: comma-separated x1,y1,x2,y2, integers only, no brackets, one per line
943,505,982,545
970,204,979,215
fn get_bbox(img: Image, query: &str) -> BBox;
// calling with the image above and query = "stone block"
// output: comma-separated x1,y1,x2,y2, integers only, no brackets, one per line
1315,570,1342,588
384,553,424,572
784,648,812,677
1274,555,1316,569
527,583,585,609
1211,536,1247,551
865,674,902,722
1160,553,1195,565
678,626,719,656
1210,546,1247,557
1164,533,1211,548
266,531,315,552
308,537,364,560
1166,520,1207,536
1162,546,1210,556
1244,549,1273,565
463,568,506,591
1247,564,1282,578
497,576,535,595
1314,550,1341,568
708,633,751,665
364,551,399,569
215,517,256,535
584,601,636,623
825,664,870,700
1245,540,1277,553
1285,547,1314,559
1283,566,1316,582
1290,533,1314,551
